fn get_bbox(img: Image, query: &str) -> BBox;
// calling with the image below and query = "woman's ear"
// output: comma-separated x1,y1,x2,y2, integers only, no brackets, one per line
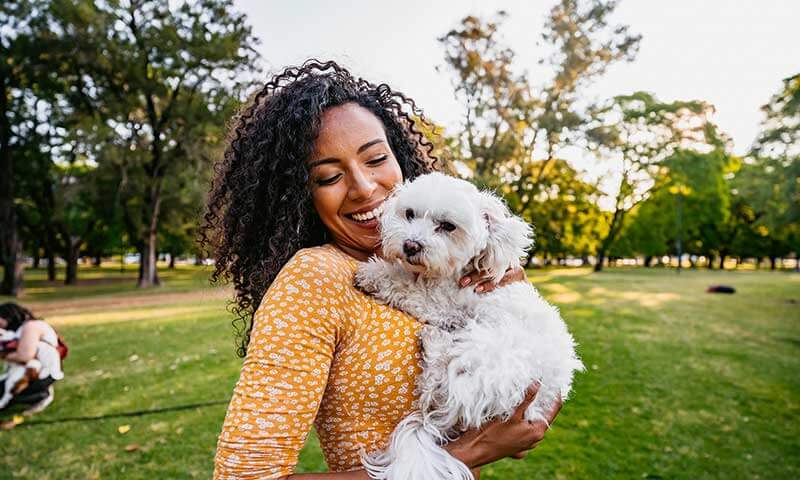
474,191,534,283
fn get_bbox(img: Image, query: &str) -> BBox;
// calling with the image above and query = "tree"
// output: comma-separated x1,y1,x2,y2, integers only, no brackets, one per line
439,2,640,221
501,159,606,265
730,156,798,269
0,0,54,295
747,73,800,269
586,92,725,271
50,0,259,287
616,149,737,268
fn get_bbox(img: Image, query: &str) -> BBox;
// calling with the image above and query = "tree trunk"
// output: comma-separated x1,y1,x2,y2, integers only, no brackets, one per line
594,252,606,272
718,254,726,270
1,241,24,296
32,241,40,269
706,254,715,269
594,206,625,273
64,239,79,285
137,230,160,288
0,70,22,297
93,254,102,267
770,256,777,270
137,171,163,287
168,253,176,269
45,230,56,282
644,255,653,267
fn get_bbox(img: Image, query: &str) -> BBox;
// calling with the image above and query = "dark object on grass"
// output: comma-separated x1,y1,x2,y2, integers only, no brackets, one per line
707,285,736,294
0,377,55,411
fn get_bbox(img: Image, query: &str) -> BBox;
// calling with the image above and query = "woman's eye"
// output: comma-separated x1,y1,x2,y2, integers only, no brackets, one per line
316,174,341,186
405,208,415,220
367,155,389,166
438,222,456,232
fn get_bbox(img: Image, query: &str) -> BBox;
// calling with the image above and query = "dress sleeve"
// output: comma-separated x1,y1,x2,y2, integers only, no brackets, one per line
214,249,346,479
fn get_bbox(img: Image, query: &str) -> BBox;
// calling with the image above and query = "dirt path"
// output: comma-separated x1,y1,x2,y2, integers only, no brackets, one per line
26,288,233,316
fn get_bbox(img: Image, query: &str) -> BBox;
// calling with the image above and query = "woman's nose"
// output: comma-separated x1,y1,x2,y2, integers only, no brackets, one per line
347,167,377,201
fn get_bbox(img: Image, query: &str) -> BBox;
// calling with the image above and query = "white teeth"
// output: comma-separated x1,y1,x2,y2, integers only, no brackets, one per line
350,202,385,222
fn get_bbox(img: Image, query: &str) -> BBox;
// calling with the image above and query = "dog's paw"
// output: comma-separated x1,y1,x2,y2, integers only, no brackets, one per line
354,259,388,295
354,267,380,295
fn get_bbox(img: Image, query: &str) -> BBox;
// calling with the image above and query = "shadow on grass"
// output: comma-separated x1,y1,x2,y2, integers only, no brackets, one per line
13,399,229,428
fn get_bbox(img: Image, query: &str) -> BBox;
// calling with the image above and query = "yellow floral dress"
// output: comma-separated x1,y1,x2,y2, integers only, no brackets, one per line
214,244,423,479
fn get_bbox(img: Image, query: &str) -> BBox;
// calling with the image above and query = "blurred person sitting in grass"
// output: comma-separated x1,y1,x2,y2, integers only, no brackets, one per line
0,303,64,416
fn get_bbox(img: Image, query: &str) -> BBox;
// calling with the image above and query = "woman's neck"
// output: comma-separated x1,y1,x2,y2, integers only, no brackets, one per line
332,243,374,262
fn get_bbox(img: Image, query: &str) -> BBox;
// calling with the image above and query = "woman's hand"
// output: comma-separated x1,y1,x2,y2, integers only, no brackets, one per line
445,383,562,468
459,266,527,293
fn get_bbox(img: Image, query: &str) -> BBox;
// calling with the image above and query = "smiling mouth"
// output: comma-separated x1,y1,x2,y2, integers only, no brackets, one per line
344,202,385,224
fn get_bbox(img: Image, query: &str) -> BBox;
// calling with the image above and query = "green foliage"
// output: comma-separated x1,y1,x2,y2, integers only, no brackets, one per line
587,92,726,269
746,73,800,263
438,2,640,236
3,0,260,286
504,159,607,262
616,149,737,262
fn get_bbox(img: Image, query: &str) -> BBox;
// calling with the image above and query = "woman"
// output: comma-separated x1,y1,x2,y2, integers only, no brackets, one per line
0,303,63,415
204,60,561,479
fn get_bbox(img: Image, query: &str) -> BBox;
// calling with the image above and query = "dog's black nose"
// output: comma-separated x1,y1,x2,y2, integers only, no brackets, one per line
403,240,422,257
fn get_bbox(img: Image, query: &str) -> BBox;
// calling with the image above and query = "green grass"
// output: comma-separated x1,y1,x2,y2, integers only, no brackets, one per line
1,266,798,479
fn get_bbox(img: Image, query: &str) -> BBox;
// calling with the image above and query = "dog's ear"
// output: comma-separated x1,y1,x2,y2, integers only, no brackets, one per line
474,191,533,283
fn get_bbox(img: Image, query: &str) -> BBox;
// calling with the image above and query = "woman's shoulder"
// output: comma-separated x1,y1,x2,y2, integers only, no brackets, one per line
279,244,357,286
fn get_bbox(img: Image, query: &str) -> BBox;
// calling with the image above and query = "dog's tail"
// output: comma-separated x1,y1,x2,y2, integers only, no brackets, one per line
361,411,473,480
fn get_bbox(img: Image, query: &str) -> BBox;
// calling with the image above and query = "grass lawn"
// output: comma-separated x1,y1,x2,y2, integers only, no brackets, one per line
1,264,798,479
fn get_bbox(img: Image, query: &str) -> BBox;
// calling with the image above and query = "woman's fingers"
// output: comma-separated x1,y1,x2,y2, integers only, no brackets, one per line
511,382,541,420
460,266,526,293
497,267,526,287
545,394,563,426
459,270,486,288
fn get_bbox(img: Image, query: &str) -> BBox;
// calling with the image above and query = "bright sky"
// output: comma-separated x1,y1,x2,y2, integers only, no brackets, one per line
234,0,798,163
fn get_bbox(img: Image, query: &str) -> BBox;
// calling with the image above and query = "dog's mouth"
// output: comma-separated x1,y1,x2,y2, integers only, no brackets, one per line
405,255,422,266
402,255,428,274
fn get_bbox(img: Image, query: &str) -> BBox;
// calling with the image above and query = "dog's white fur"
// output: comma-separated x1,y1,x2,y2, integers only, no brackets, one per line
356,172,584,480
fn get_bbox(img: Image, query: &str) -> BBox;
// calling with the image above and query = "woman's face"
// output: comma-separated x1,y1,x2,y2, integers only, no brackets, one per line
308,103,403,260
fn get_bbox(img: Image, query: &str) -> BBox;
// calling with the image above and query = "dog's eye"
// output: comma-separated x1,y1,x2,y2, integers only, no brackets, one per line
437,221,456,233
405,208,415,221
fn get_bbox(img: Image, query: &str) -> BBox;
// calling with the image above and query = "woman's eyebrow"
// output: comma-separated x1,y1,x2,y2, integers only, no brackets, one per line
357,138,385,154
309,139,385,169
309,158,339,169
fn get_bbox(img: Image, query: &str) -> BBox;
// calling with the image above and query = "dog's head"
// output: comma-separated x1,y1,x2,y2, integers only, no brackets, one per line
379,172,533,281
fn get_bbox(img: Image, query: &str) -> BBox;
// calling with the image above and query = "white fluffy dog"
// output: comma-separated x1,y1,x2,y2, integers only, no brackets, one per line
356,172,584,480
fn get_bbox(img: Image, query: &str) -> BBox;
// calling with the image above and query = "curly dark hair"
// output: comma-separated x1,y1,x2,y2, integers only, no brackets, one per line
0,303,37,331
200,59,443,357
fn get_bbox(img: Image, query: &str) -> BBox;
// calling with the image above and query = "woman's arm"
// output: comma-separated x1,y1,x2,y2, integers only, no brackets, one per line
445,384,562,468
3,321,44,364
214,251,343,479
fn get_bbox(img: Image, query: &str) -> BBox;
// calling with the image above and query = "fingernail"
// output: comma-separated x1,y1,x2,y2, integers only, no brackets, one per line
475,285,483,293
461,277,471,286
